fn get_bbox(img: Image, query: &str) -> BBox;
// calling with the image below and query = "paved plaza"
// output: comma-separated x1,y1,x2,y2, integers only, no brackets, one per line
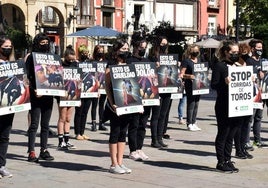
1,93,268,188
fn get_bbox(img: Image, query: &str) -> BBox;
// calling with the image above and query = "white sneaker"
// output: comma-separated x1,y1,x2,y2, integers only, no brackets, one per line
109,165,125,174
129,151,142,161
0,166,12,178
187,124,198,131
120,164,132,174
137,150,149,160
192,124,201,131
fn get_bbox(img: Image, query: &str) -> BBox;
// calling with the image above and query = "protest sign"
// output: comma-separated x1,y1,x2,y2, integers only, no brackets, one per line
32,52,65,96
228,66,253,117
59,67,82,107
109,64,143,115
0,60,30,115
78,61,99,98
261,59,268,99
96,61,107,95
158,54,179,93
133,62,160,106
192,62,209,95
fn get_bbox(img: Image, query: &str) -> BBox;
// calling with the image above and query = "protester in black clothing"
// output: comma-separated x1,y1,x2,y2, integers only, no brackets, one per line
211,40,241,173
105,39,134,174
243,39,268,148
56,45,77,150
127,38,150,160
0,36,16,178
181,44,202,131
148,36,171,148
25,33,54,162
90,45,107,131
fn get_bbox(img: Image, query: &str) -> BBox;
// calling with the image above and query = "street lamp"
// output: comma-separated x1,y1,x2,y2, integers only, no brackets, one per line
68,5,79,26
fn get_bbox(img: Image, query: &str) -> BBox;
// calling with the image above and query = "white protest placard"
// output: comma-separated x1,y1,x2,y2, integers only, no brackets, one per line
228,66,253,117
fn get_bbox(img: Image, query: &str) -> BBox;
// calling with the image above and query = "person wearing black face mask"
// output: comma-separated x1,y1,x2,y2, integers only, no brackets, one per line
211,40,242,173
0,36,16,178
125,38,151,160
243,39,268,150
25,33,55,163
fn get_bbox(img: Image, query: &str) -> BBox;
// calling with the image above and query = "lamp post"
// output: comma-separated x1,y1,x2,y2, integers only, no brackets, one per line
235,0,240,42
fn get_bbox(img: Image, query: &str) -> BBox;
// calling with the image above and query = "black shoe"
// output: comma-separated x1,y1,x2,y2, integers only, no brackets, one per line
243,150,253,159
91,122,97,132
235,151,247,159
216,162,233,173
28,151,39,163
226,161,239,173
158,139,168,147
163,134,170,139
151,141,162,148
39,150,54,161
244,143,254,151
99,124,107,131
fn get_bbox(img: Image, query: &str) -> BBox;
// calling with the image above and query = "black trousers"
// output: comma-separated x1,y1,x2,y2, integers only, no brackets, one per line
157,94,171,139
74,98,91,135
215,104,240,163
0,113,14,166
98,94,106,123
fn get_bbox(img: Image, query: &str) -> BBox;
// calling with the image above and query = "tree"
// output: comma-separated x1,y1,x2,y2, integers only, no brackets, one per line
239,0,268,56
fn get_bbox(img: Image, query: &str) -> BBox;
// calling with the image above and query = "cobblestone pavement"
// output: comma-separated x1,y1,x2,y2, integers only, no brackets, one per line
1,93,268,188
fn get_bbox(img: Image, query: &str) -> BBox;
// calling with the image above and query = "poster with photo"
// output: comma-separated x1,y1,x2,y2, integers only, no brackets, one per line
32,52,65,96
0,60,31,115
78,61,99,98
228,66,253,117
110,64,143,115
96,61,107,95
261,59,268,99
192,62,210,95
133,62,160,106
158,54,179,93
59,67,82,107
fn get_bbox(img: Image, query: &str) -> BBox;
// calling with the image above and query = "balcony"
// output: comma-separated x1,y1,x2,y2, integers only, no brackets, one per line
207,0,220,12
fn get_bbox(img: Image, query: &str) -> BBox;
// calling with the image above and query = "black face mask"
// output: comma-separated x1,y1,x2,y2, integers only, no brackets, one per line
160,45,167,53
96,52,104,60
255,49,263,57
1,48,12,57
190,52,199,58
138,49,146,57
38,44,50,53
81,54,88,61
118,51,130,61
229,54,240,63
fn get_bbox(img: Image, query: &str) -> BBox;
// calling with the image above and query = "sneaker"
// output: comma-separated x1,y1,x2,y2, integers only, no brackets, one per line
0,166,13,178
192,124,201,131
109,165,125,174
244,142,254,151
187,124,198,131
57,142,68,150
82,134,90,140
226,161,239,173
253,141,268,148
163,134,170,139
66,142,76,149
243,150,253,159
216,162,233,173
28,151,39,163
137,150,149,160
129,151,142,161
179,119,186,125
39,150,54,161
76,134,84,140
120,164,132,174
235,151,247,159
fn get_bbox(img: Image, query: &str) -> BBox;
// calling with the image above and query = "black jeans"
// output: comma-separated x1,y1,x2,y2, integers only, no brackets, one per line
157,94,171,139
250,109,263,143
186,94,200,125
215,104,240,163
0,113,14,166
127,113,141,152
74,98,91,135
91,98,98,122
28,96,53,152
98,94,106,123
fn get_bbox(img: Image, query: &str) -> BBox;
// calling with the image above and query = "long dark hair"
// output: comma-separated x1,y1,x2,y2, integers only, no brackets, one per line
111,39,128,60
0,35,15,61
32,33,50,52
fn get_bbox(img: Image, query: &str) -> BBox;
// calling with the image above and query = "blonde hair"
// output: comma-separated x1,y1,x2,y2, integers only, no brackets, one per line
182,44,199,60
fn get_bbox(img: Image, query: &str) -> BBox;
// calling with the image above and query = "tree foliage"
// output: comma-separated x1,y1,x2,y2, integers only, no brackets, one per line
239,0,268,56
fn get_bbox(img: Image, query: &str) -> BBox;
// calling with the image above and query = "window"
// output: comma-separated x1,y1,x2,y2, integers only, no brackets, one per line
208,16,217,36
176,4,193,29
103,0,112,5
103,12,112,28
42,7,58,24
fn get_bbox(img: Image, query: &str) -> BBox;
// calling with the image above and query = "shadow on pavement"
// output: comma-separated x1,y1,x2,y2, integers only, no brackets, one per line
164,148,215,157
